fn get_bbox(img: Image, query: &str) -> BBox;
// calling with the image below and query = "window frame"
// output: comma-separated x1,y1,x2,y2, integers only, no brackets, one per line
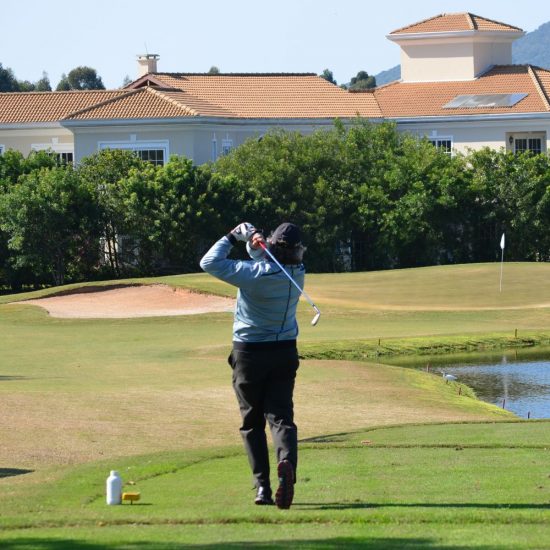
31,142,74,163
507,132,546,155
512,135,544,155
57,151,74,164
97,139,169,166
134,148,165,166
221,138,233,156
427,135,453,156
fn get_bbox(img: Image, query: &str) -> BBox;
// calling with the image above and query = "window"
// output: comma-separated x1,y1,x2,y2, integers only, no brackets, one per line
0,145,4,155
428,138,452,156
221,139,233,156
30,149,73,165
514,138,542,154
135,149,164,166
98,140,169,166
508,133,546,155
58,152,73,164
31,143,74,164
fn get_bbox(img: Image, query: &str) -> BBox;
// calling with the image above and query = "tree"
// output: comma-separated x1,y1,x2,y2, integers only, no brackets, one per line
213,126,359,271
0,149,58,191
119,156,225,272
0,63,20,92
121,75,132,87
348,70,376,90
17,80,35,92
0,165,99,286
0,65,53,93
35,71,52,91
208,66,220,74
56,66,105,91
0,149,61,289
467,147,550,262
78,149,145,276
320,69,337,85
56,73,71,91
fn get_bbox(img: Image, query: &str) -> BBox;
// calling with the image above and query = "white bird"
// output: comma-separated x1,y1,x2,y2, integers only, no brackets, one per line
442,373,457,381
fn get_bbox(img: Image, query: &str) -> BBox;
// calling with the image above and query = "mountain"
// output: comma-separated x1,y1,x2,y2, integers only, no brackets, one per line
512,21,550,67
373,65,400,87
374,20,550,87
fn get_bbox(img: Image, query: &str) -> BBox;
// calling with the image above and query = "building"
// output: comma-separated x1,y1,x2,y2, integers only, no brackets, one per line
0,60,380,164
374,12,550,155
1,13,549,163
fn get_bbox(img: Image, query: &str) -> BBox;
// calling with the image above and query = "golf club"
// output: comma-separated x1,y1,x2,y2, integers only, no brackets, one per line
259,242,321,326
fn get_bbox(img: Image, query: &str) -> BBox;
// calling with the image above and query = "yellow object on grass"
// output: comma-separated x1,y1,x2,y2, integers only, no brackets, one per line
121,492,141,504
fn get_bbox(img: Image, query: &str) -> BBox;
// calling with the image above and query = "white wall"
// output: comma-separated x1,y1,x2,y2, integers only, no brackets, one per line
396,34,515,83
396,117,550,155
0,126,74,157
400,41,475,82
5,117,548,166
70,120,337,165
473,41,512,77
73,125,193,162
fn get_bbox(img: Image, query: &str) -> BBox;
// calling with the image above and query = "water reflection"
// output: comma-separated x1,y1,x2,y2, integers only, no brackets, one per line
386,348,550,419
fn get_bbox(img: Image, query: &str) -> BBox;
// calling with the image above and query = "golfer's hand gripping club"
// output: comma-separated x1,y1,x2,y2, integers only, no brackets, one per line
231,222,257,242
259,242,321,326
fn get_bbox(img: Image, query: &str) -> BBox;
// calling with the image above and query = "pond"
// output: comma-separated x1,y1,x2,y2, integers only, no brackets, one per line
386,347,550,419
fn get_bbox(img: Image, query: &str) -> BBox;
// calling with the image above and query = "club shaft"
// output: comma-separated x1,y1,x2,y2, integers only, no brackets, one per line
259,242,319,312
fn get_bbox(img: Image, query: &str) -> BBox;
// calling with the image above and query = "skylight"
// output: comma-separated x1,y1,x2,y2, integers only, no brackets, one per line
443,93,528,109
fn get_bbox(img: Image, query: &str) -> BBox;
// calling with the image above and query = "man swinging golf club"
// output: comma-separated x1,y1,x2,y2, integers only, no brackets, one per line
200,221,307,509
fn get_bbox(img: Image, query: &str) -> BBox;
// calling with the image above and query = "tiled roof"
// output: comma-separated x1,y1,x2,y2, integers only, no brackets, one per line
0,73,381,124
0,74,381,123
115,73,383,119
374,65,550,117
4,66,550,125
0,90,128,123
64,87,234,120
389,13,523,35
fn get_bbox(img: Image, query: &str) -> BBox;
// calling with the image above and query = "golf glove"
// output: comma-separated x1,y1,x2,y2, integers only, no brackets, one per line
231,222,257,242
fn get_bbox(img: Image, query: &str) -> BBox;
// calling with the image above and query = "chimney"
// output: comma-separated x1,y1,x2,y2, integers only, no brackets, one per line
137,54,160,77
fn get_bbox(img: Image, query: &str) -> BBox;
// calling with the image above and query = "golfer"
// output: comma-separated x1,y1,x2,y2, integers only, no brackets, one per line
200,222,305,509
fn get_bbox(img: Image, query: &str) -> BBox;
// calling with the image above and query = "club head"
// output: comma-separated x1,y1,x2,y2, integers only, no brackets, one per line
311,311,321,326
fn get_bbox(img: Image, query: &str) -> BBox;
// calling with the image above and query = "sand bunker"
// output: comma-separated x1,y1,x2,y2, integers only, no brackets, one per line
19,284,235,319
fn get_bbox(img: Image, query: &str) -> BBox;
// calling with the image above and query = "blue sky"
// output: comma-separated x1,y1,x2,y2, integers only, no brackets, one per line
2,0,549,89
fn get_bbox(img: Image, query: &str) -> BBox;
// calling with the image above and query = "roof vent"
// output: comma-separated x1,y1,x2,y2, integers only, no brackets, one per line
137,54,160,77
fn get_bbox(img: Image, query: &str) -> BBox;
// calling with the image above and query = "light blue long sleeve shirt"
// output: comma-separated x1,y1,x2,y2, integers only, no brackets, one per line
199,236,305,343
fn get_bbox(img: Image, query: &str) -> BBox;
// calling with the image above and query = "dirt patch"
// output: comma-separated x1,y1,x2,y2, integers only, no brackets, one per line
18,284,235,319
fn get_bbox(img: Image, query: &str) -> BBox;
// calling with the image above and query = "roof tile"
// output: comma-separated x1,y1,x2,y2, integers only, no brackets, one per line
4,65,549,124
374,65,550,117
0,90,128,123
389,13,522,35
65,74,382,120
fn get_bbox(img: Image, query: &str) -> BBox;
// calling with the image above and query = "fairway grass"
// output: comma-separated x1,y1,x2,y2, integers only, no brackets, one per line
2,263,550,547
0,422,549,548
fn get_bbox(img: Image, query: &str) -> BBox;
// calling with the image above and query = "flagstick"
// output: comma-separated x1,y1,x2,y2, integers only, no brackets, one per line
499,246,504,292
499,233,505,293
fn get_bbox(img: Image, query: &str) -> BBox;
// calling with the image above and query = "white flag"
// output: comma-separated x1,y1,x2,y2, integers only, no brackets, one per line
500,233,505,250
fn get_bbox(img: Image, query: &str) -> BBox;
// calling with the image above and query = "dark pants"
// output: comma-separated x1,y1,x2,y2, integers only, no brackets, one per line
228,345,299,489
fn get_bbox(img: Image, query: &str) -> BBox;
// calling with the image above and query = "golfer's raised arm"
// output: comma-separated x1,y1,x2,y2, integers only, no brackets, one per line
199,223,263,287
